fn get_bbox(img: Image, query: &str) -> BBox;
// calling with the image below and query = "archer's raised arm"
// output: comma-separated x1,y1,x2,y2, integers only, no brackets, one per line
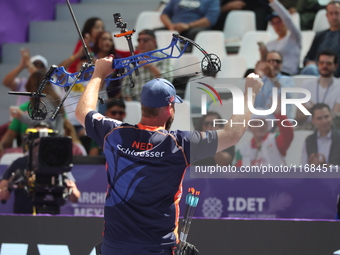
75,56,114,127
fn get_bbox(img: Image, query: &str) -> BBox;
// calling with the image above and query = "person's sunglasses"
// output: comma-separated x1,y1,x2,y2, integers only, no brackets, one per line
33,61,45,69
267,59,282,64
137,38,151,43
203,121,214,127
110,110,125,116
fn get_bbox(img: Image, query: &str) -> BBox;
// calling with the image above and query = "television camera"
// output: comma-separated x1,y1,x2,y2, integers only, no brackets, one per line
6,128,73,214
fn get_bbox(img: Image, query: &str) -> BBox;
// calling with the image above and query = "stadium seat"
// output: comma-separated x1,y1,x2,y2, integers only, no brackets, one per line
29,21,79,43
223,10,256,47
171,100,195,131
237,31,271,69
0,153,25,166
0,243,28,255
191,31,227,60
124,101,142,125
133,11,163,46
171,54,200,77
216,55,247,78
300,31,316,68
312,9,329,33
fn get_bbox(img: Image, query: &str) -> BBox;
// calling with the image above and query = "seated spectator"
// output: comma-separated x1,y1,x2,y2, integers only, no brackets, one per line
300,1,340,78
89,100,126,156
67,17,105,73
264,0,301,75
92,31,122,100
301,103,340,166
235,111,294,166
160,0,220,41
3,49,48,105
254,51,295,119
295,50,340,126
122,30,173,101
194,112,235,166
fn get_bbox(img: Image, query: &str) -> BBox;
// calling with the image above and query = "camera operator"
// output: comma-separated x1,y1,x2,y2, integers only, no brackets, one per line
0,123,80,214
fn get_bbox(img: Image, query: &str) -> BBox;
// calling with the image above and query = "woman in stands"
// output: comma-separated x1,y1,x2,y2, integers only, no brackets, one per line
65,17,105,73
93,31,123,99
261,0,301,75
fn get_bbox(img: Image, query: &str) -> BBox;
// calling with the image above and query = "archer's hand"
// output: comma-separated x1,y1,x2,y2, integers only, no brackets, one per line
93,56,115,79
245,73,263,96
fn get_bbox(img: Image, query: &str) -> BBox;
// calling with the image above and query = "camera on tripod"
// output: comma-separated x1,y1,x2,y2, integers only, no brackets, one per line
25,128,73,214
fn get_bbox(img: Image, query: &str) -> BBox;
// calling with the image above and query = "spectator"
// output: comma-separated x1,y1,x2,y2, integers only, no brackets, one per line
122,29,173,101
264,0,302,75
67,17,105,73
89,100,126,156
301,1,340,77
92,31,122,100
160,0,220,41
235,111,294,166
301,103,340,166
194,112,235,166
3,49,48,105
295,50,340,125
254,51,295,119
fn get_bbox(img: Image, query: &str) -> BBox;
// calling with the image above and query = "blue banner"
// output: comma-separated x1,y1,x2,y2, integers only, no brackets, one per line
1,164,339,219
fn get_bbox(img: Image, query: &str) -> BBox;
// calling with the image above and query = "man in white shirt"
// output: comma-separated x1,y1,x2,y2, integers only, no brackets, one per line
296,49,340,125
301,103,340,166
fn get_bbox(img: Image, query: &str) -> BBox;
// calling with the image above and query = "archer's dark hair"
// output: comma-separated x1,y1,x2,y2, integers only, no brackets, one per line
141,105,161,118
106,99,126,110
310,103,331,116
317,49,338,64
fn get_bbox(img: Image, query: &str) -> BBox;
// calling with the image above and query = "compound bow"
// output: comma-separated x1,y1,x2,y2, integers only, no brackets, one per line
15,0,221,121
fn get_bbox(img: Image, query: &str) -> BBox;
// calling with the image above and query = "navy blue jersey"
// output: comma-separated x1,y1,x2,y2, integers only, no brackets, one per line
85,111,217,247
